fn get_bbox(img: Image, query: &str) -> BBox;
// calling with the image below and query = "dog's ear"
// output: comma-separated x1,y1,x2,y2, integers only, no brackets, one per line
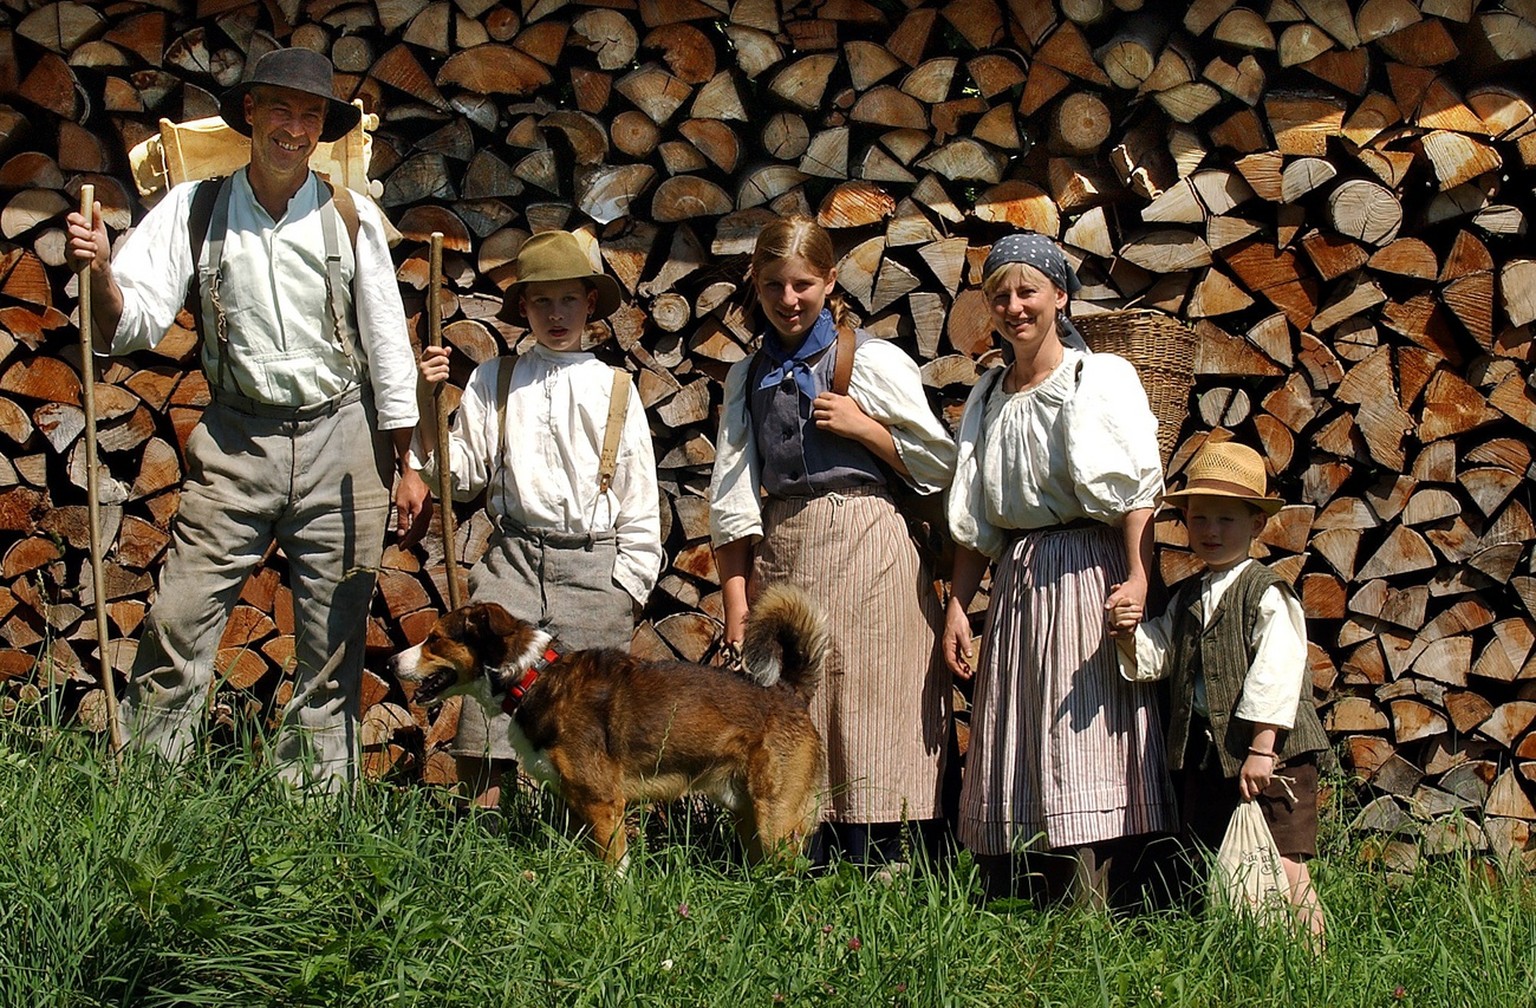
459,603,492,639
482,602,518,637
460,601,518,640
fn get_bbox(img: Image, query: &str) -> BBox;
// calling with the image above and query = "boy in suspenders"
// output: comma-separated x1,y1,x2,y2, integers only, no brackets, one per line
413,231,662,811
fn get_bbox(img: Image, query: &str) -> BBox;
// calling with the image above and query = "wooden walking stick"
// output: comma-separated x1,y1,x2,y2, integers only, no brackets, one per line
428,231,463,610
77,184,125,757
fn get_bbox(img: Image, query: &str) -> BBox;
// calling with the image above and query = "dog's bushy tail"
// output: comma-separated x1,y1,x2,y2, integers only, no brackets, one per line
740,582,828,702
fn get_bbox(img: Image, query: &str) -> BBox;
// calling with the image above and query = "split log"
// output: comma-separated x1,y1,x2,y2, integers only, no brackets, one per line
0,0,1532,840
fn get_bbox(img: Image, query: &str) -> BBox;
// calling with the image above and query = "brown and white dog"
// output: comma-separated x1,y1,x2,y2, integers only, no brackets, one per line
388,582,828,867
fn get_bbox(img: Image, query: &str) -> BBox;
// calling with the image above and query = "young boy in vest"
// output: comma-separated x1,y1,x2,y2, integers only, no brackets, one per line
412,230,661,811
1108,433,1327,939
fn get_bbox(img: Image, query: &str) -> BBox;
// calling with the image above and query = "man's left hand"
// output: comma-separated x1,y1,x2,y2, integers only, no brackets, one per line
395,468,431,547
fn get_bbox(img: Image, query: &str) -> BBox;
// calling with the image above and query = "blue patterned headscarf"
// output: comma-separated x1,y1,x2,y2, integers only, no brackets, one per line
982,231,1089,352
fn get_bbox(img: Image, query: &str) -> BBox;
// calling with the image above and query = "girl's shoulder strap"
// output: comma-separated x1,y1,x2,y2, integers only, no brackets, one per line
830,323,856,395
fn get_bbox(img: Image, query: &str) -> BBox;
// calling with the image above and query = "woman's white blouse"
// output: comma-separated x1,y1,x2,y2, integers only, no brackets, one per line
709,337,958,548
947,348,1163,560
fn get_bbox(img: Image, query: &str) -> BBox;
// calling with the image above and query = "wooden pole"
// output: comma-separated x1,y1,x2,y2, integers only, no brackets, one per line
77,184,124,758
428,231,462,610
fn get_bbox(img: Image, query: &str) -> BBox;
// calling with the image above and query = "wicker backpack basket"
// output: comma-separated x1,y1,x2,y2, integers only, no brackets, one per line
1073,308,1198,469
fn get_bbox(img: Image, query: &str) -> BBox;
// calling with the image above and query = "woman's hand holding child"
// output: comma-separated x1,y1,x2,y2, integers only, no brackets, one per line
1104,584,1144,639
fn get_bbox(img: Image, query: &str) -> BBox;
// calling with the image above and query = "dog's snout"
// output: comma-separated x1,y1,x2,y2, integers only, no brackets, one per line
389,643,425,681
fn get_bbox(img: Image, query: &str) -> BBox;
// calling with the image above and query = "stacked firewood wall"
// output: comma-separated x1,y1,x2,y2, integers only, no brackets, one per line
2,0,1535,865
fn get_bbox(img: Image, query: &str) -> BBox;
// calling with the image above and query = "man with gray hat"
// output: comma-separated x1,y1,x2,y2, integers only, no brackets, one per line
67,47,428,791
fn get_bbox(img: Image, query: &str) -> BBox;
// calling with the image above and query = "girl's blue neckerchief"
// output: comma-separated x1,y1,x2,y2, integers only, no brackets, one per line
755,308,837,401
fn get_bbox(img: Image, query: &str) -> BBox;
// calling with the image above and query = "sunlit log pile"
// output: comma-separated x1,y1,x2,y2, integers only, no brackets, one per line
2,0,1536,866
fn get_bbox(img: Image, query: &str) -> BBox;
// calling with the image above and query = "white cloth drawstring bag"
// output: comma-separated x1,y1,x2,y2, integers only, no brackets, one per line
1211,800,1289,923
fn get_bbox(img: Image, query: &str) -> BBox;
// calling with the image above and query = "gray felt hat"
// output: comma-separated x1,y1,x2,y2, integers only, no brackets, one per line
219,48,360,144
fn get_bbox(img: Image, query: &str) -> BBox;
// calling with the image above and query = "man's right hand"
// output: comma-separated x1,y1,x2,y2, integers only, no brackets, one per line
66,201,111,273
66,200,125,351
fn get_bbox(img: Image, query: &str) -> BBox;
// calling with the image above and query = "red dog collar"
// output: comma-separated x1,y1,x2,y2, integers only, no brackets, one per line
499,644,560,715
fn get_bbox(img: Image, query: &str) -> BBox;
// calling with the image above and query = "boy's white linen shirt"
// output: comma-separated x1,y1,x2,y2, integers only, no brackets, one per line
947,349,1162,560
708,337,958,548
1119,559,1309,728
412,344,662,605
106,169,418,429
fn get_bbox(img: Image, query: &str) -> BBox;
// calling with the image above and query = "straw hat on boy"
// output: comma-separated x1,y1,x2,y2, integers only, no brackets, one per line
499,230,623,325
1162,432,1283,516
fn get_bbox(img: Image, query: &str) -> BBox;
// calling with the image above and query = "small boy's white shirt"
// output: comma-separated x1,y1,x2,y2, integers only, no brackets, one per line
1119,558,1309,729
411,343,662,605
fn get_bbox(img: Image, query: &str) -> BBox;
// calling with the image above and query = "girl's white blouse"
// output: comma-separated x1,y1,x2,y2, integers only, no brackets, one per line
709,338,958,548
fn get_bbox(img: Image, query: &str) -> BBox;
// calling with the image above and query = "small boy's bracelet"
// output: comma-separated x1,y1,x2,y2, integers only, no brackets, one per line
1247,748,1276,758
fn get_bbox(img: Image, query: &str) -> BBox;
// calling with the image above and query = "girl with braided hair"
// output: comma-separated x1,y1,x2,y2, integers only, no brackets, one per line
709,215,957,866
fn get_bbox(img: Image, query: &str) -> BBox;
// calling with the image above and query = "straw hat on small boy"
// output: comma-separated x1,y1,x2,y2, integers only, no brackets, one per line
498,230,622,325
219,47,361,144
1162,436,1283,516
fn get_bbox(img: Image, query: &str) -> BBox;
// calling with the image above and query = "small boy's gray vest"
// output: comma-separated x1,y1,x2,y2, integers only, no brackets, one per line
1166,561,1331,777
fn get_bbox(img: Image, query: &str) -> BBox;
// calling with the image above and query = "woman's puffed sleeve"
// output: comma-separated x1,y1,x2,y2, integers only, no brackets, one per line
946,367,1007,560
846,339,957,494
1065,353,1163,523
708,357,764,548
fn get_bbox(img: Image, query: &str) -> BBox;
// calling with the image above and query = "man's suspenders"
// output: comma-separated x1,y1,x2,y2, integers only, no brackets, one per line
186,174,362,391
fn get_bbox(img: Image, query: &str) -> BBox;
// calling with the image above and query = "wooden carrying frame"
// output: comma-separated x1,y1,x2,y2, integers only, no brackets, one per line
127,100,378,202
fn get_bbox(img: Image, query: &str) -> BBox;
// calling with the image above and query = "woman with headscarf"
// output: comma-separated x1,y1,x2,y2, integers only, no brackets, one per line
942,232,1175,904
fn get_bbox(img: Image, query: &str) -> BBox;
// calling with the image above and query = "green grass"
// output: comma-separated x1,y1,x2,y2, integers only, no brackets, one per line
0,715,1532,1008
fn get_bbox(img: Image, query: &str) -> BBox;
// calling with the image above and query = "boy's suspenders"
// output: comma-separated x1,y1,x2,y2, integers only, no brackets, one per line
597,369,629,495
495,358,630,498
186,174,362,393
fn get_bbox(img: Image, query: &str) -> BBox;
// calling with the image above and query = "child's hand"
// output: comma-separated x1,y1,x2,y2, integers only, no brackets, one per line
1239,752,1274,801
418,344,451,385
811,391,877,441
1103,583,1144,639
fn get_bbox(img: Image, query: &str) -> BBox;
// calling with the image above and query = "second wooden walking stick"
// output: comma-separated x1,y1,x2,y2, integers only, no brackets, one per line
77,184,125,757
428,232,463,610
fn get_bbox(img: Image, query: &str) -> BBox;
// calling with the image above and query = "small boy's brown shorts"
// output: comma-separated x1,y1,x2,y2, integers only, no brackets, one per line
1180,735,1320,860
